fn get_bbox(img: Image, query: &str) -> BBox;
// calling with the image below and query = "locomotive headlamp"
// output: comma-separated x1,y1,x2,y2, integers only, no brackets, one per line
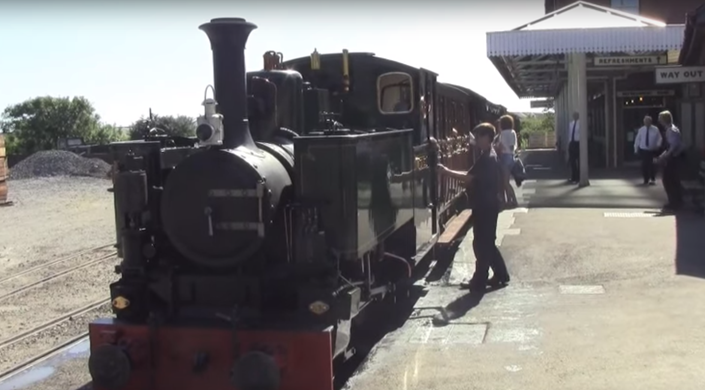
196,123,214,142
308,300,330,315
196,84,224,146
112,296,130,310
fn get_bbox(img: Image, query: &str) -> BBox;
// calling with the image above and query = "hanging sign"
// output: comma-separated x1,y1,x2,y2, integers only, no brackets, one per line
530,99,553,108
593,56,665,66
655,66,705,84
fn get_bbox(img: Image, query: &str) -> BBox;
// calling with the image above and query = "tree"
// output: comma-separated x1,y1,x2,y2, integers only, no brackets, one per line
540,107,555,133
92,123,129,145
0,96,125,155
129,113,196,140
516,111,555,149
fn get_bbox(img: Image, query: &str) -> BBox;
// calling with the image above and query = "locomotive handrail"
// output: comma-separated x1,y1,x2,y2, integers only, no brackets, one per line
296,128,413,140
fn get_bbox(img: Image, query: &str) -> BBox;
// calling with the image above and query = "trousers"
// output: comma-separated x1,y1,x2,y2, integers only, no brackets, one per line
568,141,579,182
471,208,509,283
661,156,683,207
638,149,656,183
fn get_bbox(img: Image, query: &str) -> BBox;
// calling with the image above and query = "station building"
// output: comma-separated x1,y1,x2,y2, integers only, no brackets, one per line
488,0,705,183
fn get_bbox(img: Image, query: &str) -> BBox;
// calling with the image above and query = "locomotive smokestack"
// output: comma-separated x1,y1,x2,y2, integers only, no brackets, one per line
199,18,257,149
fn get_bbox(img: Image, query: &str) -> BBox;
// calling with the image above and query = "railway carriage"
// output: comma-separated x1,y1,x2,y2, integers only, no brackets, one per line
89,17,507,390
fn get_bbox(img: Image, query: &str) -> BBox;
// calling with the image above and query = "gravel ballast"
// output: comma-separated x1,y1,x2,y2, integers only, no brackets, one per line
0,177,115,273
8,150,111,180
0,176,116,379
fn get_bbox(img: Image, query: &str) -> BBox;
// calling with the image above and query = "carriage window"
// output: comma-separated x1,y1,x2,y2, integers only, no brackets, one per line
378,72,414,114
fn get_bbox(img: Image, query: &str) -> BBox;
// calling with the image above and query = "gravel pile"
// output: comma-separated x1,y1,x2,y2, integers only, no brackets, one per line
9,150,111,180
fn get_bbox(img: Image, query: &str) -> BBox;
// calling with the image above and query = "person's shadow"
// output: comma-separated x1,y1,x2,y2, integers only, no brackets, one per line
431,282,508,327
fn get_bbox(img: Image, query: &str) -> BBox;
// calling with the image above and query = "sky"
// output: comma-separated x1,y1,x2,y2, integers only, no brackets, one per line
0,0,547,126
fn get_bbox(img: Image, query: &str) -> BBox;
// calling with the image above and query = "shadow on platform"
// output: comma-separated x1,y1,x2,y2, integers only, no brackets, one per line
520,149,705,280
674,212,705,279
520,149,668,209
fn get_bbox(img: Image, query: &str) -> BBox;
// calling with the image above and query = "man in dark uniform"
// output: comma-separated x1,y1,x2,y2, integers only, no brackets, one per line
437,122,510,293
566,111,580,184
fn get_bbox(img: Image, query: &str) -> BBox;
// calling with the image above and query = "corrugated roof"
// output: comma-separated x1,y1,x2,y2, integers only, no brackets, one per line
513,1,666,31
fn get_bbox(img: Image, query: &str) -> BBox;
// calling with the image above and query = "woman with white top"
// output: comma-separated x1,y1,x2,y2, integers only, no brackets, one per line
494,115,518,208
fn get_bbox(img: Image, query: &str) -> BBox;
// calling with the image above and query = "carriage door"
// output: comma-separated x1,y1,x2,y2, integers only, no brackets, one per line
419,69,439,234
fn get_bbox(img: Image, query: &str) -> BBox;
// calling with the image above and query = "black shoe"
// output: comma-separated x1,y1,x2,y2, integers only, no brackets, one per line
487,275,510,288
649,181,656,185
460,279,487,293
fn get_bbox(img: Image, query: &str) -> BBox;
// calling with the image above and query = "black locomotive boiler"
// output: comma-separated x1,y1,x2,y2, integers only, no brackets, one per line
87,17,508,390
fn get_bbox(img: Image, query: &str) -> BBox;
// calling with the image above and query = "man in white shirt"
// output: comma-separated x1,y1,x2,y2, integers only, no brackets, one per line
565,112,580,183
633,115,662,185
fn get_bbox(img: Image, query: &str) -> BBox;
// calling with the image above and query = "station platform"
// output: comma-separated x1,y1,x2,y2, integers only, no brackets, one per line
343,150,705,390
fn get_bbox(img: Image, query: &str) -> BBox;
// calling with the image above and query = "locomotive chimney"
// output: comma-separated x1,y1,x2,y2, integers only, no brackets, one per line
199,18,257,149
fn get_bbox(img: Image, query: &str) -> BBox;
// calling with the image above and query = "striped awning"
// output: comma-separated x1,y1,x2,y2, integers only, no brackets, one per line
487,1,686,98
487,26,684,57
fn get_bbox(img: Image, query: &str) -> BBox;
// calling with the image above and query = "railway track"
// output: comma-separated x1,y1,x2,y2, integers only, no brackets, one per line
0,298,108,349
0,244,115,285
0,298,109,381
0,332,91,382
0,245,117,383
0,245,117,301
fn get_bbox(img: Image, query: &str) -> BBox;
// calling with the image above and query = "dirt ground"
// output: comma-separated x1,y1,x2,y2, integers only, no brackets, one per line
0,177,117,376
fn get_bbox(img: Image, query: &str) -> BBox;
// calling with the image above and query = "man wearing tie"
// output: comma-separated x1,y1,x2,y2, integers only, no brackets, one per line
567,112,580,183
633,115,662,185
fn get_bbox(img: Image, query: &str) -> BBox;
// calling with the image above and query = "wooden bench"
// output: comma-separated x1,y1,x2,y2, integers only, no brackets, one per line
437,209,473,246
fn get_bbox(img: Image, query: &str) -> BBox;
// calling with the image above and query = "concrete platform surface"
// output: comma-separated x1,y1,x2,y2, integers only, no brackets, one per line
343,204,705,390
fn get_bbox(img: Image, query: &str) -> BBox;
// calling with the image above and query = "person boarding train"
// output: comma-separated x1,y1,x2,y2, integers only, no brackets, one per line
437,123,510,292
633,115,662,185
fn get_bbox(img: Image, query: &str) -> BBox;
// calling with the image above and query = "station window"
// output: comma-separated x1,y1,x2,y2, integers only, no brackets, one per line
611,0,639,15
378,72,414,115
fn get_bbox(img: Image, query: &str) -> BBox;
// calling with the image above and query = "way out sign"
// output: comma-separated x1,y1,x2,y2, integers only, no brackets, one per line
655,66,705,84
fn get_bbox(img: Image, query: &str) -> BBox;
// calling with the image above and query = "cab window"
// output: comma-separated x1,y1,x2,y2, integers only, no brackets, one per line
377,72,414,114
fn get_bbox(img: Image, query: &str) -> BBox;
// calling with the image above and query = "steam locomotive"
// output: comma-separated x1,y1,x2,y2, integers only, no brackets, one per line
87,17,508,390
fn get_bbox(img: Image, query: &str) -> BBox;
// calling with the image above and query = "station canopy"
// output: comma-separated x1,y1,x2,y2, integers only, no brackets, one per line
487,1,685,98
679,4,705,65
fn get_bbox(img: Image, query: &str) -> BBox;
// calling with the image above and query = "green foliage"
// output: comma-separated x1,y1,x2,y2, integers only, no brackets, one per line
517,108,555,149
92,123,129,144
129,114,196,140
0,96,126,155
